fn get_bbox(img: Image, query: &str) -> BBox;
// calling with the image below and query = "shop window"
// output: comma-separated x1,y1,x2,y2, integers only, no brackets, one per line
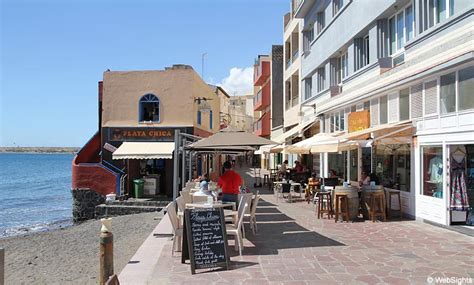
400,88,410,120
139,94,160,122
440,72,456,114
380,95,388,124
374,144,411,191
328,152,347,180
458,66,474,111
350,149,358,181
421,146,443,198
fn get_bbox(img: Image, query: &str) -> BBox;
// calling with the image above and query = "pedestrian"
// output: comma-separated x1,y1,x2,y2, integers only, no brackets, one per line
217,161,243,204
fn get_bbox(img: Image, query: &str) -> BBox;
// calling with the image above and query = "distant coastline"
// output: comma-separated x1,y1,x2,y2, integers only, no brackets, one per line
0,147,80,154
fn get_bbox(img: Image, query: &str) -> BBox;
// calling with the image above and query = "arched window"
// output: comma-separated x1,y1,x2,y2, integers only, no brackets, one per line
139,94,160,122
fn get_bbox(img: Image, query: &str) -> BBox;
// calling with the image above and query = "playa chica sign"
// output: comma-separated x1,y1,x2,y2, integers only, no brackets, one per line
108,127,176,141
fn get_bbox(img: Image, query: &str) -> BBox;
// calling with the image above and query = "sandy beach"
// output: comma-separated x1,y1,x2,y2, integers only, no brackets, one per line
1,211,162,284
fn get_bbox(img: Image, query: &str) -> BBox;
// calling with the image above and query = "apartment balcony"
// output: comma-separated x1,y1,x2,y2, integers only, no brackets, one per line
253,112,270,137
254,60,270,86
294,0,315,18
254,82,270,111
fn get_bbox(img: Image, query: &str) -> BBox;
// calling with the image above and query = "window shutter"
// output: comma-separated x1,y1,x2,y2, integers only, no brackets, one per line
388,93,399,123
370,98,379,126
411,83,423,118
424,80,438,115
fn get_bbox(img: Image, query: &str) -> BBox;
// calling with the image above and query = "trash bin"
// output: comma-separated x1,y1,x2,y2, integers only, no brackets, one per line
133,179,145,198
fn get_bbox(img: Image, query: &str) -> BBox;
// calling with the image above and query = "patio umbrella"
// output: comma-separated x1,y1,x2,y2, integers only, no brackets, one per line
189,127,277,150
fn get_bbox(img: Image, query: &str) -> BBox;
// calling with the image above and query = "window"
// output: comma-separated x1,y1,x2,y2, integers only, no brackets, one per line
197,110,202,125
328,152,347,180
354,35,369,71
399,88,410,120
209,110,213,129
350,149,358,181
363,101,370,111
335,112,340,131
139,94,160,122
458,66,474,111
303,26,314,53
316,11,325,34
374,144,411,191
405,6,414,41
380,95,388,124
420,0,455,33
304,77,312,100
317,67,326,92
340,51,348,80
340,110,345,130
364,36,370,66
440,72,456,114
421,146,443,198
389,5,414,55
333,0,343,16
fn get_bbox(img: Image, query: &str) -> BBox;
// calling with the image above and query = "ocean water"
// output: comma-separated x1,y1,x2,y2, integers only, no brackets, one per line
0,153,74,237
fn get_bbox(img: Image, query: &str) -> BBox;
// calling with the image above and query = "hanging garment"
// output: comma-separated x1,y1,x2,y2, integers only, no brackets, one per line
450,168,470,211
428,156,443,183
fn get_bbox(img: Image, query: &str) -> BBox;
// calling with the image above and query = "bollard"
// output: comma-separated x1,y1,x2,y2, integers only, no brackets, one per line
99,218,113,285
0,248,4,285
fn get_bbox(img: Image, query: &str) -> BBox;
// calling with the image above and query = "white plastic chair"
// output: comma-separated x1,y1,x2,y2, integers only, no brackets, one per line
246,195,260,234
226,202,248,256
179,189,192,204
165,202,182,256
176,196,185,213
192,194,208,203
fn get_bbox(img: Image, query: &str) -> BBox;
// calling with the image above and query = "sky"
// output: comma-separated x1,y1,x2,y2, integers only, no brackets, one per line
0,0,288,147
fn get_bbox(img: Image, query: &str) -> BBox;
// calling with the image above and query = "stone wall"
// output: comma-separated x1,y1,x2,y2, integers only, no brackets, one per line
71,188,105,223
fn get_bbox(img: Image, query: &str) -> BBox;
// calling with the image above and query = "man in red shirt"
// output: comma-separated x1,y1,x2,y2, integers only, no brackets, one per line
217,161,243,204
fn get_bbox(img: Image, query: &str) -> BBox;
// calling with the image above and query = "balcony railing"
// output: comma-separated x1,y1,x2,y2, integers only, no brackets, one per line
292,0,303,15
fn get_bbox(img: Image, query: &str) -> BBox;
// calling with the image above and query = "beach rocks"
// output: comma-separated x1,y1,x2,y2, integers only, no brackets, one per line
72,188,105,223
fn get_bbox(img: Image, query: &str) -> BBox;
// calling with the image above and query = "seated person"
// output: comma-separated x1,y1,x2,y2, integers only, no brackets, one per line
195,174,213,198
329,169,338,178
279,160,288,178
294,161,304,173
305,172,320,201
359,171,371,187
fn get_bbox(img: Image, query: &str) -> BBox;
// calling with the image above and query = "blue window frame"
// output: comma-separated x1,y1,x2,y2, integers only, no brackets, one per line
139,94,160,122
197,111,202,125
209,110,213,129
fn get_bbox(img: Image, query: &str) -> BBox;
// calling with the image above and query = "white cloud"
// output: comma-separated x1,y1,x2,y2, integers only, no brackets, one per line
218,67,253,96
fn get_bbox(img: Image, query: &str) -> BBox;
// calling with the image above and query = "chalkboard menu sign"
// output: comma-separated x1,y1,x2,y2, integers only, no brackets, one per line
181,208,230,274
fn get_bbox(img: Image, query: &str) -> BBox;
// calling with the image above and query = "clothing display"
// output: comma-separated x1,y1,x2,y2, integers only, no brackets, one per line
428,156,443,183
449,148,470,211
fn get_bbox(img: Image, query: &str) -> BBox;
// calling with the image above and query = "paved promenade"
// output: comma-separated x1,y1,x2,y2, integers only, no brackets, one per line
123,167,474,284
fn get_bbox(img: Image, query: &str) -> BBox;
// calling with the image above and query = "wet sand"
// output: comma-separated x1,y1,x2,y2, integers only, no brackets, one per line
1,211,162,284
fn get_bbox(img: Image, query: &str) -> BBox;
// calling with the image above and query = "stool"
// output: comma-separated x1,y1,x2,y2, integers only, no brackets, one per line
387,190,402,219
263,174,270,186
334,194,350,223
369,192,386,222
317,192,333,219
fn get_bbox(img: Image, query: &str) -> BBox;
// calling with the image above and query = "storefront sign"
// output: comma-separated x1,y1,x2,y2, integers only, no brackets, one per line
348,110,370,133
109,128,174,141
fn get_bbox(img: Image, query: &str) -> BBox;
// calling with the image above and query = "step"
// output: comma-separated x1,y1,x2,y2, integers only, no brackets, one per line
95,204,163,218
105,199,171,207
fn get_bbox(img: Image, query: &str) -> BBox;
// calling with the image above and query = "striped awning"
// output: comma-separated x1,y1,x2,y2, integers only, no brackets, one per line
112,142,175,160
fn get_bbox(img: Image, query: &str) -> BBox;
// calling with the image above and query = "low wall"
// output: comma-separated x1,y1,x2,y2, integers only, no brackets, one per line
72,188,105,223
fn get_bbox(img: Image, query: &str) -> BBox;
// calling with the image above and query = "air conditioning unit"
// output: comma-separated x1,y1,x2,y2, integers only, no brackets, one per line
393,52,405,67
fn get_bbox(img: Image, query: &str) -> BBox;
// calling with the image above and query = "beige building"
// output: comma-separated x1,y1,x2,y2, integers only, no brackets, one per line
228,95,254,133
100,64,221,197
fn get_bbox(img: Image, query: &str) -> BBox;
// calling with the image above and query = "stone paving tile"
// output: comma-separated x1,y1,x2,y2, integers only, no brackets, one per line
147,168,474,284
